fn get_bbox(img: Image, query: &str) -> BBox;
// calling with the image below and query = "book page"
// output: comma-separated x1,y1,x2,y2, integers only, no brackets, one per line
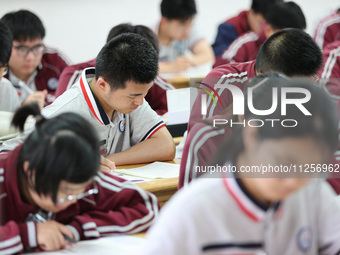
25,235,145,255
116,162,180,180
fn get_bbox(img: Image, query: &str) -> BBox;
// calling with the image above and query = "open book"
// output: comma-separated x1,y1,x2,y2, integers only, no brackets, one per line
114,162,180,182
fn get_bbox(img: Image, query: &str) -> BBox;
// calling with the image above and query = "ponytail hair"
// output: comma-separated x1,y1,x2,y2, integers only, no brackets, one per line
14,103,100,203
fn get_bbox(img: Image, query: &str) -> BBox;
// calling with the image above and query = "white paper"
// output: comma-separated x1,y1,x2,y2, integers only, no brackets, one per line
116,162,180,180
166,88,191,125
25,235,145,255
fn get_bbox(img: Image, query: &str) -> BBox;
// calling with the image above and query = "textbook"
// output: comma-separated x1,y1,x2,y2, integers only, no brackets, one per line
115,161,180,181
25,235,145,255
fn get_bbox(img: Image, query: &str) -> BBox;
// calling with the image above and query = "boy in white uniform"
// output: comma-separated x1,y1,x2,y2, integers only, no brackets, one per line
141,74,340,254
1,34,175,169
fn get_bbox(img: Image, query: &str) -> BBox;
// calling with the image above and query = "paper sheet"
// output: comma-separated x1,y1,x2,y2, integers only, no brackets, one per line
25,235,145,255
116,162,180,180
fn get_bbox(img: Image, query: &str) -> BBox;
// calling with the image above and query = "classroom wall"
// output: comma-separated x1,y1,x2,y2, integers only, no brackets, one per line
1,0,339,64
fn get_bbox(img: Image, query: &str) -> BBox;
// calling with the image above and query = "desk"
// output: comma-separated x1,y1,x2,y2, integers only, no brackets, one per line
116,159,180,207
161,62,212,89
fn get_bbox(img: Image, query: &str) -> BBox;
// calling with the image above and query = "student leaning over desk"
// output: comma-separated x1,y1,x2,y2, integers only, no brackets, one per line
142,74,340,255
0,103,159,254
0,33,176,170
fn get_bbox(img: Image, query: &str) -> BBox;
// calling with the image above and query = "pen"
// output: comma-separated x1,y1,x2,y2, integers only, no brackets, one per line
30,210,77,244
63,233,76,244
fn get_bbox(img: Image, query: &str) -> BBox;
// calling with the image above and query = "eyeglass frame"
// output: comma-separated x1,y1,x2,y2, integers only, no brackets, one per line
13,43,45,58
0,64,8,76
56,182,99,204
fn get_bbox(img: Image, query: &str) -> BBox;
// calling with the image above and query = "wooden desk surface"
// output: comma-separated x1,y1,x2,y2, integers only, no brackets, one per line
116,160,180,207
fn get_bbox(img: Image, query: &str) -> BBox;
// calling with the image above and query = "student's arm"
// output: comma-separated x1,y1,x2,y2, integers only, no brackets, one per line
189,39,215,67
0,221,37,253
65,172,160,240
159,57,192,73
158,40,214,73
106,126,175,166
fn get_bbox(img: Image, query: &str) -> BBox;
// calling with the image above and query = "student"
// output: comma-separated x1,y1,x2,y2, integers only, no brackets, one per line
0,103,159,254
214,1,306,68
1,10,71,106
189,28,322,129
0,20,20,112
142,74,340,255
55,23,175,116
1,33,176,168
155,0,214,73
314,8,340,49
212,0,282,57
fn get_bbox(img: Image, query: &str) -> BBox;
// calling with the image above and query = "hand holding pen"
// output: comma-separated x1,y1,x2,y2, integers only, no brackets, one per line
36,220,76,251
27,210,76,251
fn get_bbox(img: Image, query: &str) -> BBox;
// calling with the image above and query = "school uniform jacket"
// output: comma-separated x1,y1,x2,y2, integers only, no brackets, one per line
213,31,266,68
318,40,340,99
212,11,250,57
142,176,340,255
0,146,159,254
179,116,230,189
189,60,256,130
0,68,166,154
5,47,71,105
55,59,174,115
314,10,340,49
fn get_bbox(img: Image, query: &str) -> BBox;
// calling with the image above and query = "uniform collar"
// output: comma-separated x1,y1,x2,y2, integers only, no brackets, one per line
79,68,110,125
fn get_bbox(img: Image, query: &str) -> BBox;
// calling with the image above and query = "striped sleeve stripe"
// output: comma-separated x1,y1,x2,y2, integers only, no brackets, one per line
191,129,226,180
0,168,3,174
222,32,259,60
0,244,23,255
204,72,249,119
27,221,37,248
0,236,20,249
184,126,213,186
83,222,97,230
0,177,3,183
154,76,175,90
66,225,80,242
315,15,340,48
84,230,100,238
93,173,159,234
141,121,166,141
67,70,82,90
321,46,340,79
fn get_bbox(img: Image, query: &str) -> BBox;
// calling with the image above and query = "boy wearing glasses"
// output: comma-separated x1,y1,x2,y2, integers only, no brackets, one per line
1,10,71,106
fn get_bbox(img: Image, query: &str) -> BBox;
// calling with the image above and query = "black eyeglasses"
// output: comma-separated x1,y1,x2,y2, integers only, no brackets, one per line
13,44,45,58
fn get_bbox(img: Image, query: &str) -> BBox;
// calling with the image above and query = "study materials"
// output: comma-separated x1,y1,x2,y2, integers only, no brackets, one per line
25,235,145,255
115,161,180,181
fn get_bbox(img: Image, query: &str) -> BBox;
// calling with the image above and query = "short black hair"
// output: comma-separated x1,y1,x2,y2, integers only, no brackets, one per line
161,0,197,20
96,33,158,90
1,10,45,42
251,0,283,16
255,28,323,76
265,2,306,30
107,23,159,55
0,20,13,65
13,103,100,203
